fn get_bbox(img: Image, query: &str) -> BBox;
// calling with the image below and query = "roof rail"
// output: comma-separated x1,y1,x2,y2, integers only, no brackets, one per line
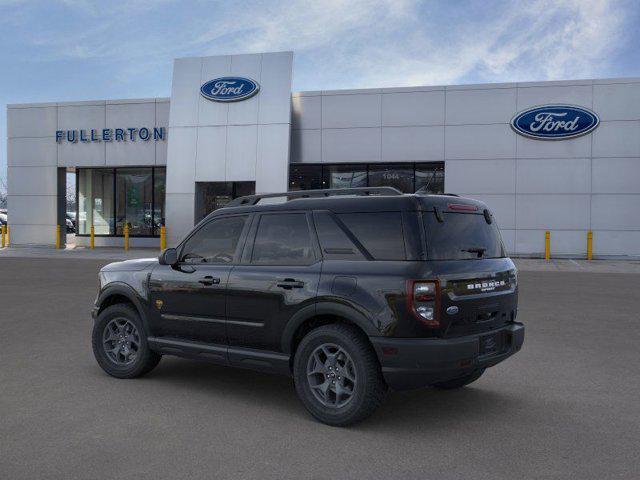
225,187,403,207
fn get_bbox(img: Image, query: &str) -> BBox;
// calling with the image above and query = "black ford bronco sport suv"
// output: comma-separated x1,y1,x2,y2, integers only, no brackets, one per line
91,187,524,426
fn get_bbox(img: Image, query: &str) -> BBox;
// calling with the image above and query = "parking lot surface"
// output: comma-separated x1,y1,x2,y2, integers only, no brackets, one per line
1,257,639,479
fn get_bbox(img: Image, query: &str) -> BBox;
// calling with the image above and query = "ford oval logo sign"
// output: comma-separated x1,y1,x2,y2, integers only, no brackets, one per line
200,77,260,102
511,105,599,140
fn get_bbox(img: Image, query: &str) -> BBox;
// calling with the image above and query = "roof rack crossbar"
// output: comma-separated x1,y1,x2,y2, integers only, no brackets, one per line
225,187,402,207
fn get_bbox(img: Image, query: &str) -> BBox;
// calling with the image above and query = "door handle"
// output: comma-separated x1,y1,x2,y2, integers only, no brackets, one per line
277,278,304,289
198,276,220,286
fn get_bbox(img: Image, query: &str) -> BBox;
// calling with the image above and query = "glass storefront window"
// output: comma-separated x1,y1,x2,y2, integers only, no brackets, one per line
368,163,414,193
78,169,114,235
289,164,323,191
324,164,367,189
116,169,153,236
77,167,165,237
287,162,445,194
415,163,445,194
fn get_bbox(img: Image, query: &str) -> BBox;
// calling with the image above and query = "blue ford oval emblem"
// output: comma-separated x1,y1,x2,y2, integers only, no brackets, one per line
200,77,260,102
511,104,599,140
446,306,459,315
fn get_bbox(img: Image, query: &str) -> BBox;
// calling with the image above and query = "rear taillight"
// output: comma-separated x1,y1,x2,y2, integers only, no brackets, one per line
407,280,440,327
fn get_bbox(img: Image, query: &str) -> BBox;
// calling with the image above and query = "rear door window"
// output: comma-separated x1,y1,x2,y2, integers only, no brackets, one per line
337,212,406,260
251,213,316,265
423,212,505,260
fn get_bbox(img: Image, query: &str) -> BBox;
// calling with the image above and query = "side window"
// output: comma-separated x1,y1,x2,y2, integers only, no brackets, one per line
180,215,248,264
313,211,366,261
251,213,315,266
337,212,406,260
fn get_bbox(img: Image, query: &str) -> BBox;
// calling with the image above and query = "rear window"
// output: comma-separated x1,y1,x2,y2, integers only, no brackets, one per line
337,212,406,260
423,212,505,260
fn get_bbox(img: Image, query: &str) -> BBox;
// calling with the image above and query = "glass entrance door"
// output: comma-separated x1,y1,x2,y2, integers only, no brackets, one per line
195,182,255,222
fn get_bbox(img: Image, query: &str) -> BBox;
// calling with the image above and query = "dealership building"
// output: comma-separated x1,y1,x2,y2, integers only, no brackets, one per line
6,51,640,257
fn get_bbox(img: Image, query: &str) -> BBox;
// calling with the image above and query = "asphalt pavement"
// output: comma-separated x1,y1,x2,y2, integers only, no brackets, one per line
0,257,639,479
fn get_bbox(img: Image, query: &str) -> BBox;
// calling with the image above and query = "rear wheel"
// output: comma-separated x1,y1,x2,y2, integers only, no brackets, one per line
432,368,485,390
293,324,387,426
92,304,161,379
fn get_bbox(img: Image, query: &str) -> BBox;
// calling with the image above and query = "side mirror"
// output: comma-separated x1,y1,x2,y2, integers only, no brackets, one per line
159,247,178,266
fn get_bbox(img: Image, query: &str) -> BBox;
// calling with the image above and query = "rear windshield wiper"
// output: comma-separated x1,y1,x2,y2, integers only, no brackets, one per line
461,247,486,258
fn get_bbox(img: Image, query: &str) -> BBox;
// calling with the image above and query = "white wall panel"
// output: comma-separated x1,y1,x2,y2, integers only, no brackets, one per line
381,126,444,161
516,158,590,194
195,126,226,181
593,83,640,121
592,157,640,193
446,88,516,125
106,102,155,127
58,104,105,131
516,134,591,159
446,159,515,194
292,95,321,130
165,193,195,246
322,128,381,163
7,137,57,167
515,229,586,256
58,142,105,167
322,94,381,129
516,85,592,110
7,194,57,225
592,121,640,157
256,124,289,193
591,195,640,230
226,125,257,180
170,57,202,127
258,51,294,125
7,166,58,196
516,194,590,230
445,124,515,159
592,231,640,256
381,91,445,126
165,128,196,194
290,129,321,163
106,139,155,166
7,106,57,138
5,224,57,246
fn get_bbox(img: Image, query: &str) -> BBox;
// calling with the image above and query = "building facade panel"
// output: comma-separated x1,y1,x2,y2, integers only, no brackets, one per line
7,137,57,167
290,128,321,164
592,121,640,157
381,91,445,127
593,82,640,121
381,126,444,161
445,159,516,194
445,88,516,125
516,194,590,230
516,158,591,194
592,157,640,193
321,128,381,163
321,93,381,129
445,124,516,159
7,106,57,138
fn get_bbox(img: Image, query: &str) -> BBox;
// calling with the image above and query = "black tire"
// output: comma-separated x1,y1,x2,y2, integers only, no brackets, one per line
431,368,485,390
92,303,161,379
293,324,387,426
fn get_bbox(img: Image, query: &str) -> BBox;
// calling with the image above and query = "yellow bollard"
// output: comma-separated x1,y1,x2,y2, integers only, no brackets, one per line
90,225,95,249
587,230,593,260
55,225,61,249
544,230,551,260
1,224,5,248
160,226,166,251
124,224,129,251
6,225,10,246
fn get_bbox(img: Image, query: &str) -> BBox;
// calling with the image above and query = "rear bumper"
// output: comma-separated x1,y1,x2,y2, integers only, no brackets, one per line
370,323,524,391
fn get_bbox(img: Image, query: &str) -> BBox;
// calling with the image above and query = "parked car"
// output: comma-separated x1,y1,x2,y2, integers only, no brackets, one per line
91,187,524,426
0,212,6,225
66,217,75,233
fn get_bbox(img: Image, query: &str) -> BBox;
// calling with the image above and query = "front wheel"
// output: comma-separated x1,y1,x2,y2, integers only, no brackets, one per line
92,304,161,379
431,368,485,390
293,324,387,426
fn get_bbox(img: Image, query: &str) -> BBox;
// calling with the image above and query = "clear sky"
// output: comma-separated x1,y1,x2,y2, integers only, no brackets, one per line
1,0,639,186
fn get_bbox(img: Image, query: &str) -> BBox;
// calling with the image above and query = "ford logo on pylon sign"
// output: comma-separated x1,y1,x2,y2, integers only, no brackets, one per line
510,105,599,140
200,77,260,102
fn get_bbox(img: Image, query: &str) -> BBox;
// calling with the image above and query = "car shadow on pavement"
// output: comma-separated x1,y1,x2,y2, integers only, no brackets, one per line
102,356,526,430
